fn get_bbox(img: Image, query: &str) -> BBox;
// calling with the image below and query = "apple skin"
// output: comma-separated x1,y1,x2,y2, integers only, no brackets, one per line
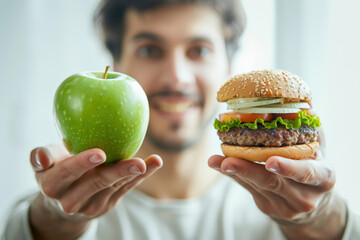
54,71,149,164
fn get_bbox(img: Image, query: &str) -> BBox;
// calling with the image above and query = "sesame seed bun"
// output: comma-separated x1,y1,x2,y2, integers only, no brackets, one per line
217,69,312,102
221,142,319,162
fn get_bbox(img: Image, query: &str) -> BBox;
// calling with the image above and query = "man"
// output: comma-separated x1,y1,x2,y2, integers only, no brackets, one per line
2,0,359,239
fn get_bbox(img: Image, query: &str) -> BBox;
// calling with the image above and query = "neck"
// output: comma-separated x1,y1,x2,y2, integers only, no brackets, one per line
136,126,221,199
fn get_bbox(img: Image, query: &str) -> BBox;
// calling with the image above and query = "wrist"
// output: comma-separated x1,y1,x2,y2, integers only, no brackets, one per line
29,193,91,240
275,192,347,240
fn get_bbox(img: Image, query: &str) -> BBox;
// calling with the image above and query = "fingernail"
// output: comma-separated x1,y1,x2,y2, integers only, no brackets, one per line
89,154,104,164
225,165,237,173
129,165,142,174
269,162,280,172
33,149,43,171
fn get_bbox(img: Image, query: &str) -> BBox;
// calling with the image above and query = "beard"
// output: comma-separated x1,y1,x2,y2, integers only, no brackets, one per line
145,110,215,152
146,131,196,151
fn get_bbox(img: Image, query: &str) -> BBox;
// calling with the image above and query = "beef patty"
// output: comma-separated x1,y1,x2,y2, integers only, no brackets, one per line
218,125,318,147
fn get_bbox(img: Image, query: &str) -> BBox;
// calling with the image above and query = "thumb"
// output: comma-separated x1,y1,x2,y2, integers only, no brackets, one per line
30,147,53,171
30,144,70,171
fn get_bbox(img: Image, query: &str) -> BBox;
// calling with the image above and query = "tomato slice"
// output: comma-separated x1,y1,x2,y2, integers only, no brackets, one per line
272,113,299,120
219,112,272,123
273,109,316,120
219,109,316,123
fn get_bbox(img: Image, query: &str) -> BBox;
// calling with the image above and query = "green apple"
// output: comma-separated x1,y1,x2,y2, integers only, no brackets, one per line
54,67,149,164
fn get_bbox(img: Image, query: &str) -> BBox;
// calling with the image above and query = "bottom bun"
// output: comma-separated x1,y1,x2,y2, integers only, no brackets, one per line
221,142,319,162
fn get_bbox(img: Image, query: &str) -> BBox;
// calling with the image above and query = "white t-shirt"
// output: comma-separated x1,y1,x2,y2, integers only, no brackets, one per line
2,177,360,240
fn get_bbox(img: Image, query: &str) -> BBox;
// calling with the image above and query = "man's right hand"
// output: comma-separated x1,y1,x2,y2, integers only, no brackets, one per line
29,144,163,240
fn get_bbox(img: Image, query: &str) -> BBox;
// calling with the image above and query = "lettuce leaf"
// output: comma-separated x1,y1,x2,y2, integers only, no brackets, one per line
214,110,321,132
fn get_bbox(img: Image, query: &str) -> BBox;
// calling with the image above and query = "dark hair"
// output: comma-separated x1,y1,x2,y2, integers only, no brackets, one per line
95,0,246,61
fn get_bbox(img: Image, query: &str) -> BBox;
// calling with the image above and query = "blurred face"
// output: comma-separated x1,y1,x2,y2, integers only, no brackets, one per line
115,3,229,151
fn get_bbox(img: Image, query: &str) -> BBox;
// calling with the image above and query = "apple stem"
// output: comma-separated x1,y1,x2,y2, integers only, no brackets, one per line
103,66,110,79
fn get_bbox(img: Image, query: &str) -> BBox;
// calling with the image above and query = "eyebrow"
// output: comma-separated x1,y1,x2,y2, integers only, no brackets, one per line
131,32,215,45
188,36,214,45
131,32,164,43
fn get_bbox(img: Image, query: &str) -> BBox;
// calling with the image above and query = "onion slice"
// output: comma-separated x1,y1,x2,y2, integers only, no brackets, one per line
234,107,301,114
263,102,310,109
227,97,284,110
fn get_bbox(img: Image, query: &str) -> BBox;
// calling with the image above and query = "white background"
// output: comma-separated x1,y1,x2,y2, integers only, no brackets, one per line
1,0,359,231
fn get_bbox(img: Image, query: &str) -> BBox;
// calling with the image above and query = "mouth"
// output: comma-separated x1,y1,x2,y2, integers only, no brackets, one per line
157,101,194,113
148,91,203,117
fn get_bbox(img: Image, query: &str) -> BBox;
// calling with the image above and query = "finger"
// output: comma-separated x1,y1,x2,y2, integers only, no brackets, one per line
144,154,163,170
110,154,163,189
60,173,139,215
220,157,287,193
30,144,70,171
58,156,147,211
221,158,320,215
265,156,335,191
122,154,163,185
219,156,320,201
31,147,52,172
208,155,226,171
220,156,265,175
107,155,163,205
241,174,320,214
75,185,124,217
228,174,271,207
218,157,288,199
38,148,106,198
77,155,163,216
229,174,298,219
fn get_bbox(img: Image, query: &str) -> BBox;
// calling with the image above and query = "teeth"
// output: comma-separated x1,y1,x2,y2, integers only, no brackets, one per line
158,102,192,113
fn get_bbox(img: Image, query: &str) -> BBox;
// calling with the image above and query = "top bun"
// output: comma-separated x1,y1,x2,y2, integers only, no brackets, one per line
217,69,312,102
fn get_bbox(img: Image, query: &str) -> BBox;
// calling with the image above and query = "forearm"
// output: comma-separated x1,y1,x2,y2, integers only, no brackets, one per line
29,193,91,240
278,192,347,240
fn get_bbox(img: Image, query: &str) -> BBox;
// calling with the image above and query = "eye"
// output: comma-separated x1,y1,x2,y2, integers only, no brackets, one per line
137,45,163,58
187,46,213,59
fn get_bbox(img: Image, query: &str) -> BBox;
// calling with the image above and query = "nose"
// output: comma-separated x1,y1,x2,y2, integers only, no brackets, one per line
158,50,195,89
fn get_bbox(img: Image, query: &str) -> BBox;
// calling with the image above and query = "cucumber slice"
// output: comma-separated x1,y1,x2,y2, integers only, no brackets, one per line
227,98,284,110
234,107,301,114
263,102,310,109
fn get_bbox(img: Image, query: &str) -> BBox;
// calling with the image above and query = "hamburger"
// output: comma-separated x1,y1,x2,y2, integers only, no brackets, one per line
214,69,321,162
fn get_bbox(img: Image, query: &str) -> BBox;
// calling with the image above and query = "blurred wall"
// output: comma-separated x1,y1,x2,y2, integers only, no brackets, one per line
275,0,360,215
320,0,360,215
